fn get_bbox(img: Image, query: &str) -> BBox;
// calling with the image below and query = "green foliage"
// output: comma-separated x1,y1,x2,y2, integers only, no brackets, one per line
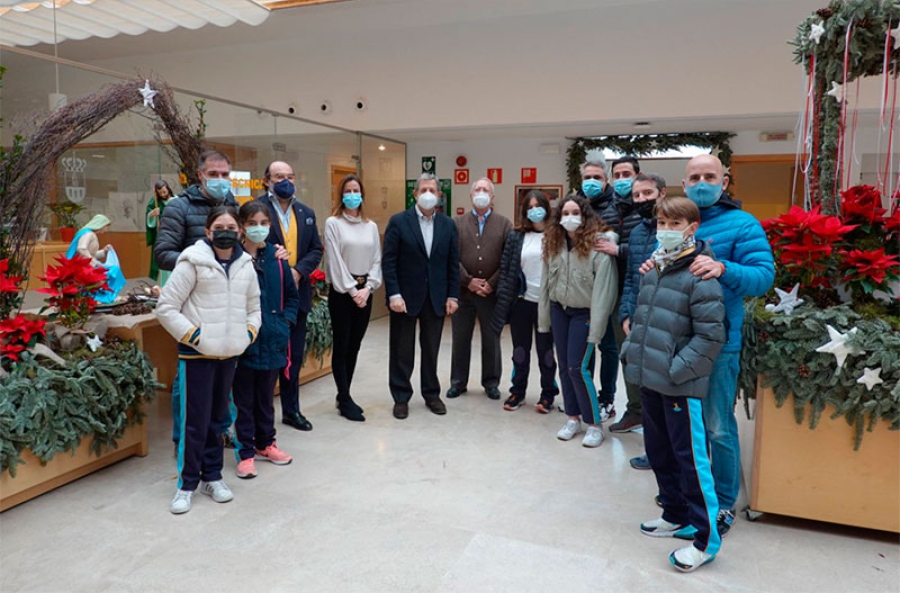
0,340,161,477
739,299,900,450
790,0,900,212
303,298,332,366
566,133,735,194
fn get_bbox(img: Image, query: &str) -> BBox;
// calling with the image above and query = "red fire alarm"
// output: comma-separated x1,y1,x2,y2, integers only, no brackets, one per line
456,207,465,215
456,155,467,167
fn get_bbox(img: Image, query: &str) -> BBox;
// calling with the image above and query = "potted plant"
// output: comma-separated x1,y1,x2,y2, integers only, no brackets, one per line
300,267,333,384
738,184,899,532
47,200,85,242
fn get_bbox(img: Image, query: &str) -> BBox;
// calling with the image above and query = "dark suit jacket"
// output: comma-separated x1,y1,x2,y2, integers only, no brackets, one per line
382,207,460,317
257,193,323,314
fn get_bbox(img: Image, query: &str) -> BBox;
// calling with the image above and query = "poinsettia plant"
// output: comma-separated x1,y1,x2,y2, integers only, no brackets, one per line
37,254,109,329
762,185,899,312
0,315,47,364
0,258,24,321
304,267,332,364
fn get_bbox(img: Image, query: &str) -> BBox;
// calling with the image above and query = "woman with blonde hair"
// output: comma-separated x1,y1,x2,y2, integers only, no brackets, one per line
538,195,618,448
324,174,382,422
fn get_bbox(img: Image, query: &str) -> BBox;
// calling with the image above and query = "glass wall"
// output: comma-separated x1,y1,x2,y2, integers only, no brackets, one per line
0,47,406,294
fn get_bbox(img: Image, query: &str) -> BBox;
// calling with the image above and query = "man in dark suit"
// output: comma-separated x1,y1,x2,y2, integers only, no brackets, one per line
257,161,323,431
382,173,460,419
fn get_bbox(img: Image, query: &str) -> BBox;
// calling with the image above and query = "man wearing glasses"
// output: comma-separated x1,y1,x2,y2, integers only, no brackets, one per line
258,161,324,432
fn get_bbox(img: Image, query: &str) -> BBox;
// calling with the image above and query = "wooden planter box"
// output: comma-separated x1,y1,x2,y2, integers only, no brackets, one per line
299,351,332,385
750,384,899,532
0,420,148,512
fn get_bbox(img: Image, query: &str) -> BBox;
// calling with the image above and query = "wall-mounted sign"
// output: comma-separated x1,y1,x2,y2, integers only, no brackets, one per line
521,167,537,184
422,156,436,174
487,168,503,184
454,169,469,185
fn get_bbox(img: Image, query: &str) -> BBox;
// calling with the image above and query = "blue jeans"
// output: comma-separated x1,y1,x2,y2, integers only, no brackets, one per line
702,351,740,510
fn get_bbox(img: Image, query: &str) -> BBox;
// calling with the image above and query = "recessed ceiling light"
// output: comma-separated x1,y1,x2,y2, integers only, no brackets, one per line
378,144,386,151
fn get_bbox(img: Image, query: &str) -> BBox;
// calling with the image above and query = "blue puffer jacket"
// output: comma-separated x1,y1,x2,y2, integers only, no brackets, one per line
239,243,300,370
695,198,775,352
619,216,658,324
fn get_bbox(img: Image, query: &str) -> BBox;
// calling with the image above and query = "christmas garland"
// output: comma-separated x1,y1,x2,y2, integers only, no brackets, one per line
791,0,900,213
566,132,734,194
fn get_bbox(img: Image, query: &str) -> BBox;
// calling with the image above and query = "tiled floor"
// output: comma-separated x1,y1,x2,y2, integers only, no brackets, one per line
1,316,897,592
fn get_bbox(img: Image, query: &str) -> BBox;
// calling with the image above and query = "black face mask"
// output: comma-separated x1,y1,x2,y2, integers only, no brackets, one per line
211,230,239,249
635,201,656,219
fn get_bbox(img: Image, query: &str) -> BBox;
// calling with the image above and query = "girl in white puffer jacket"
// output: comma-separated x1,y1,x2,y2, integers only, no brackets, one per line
157,205,261,515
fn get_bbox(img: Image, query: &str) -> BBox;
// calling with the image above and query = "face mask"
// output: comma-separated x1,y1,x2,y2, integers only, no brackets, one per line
472,192,491,210
656,229,687,251
581,179,604,198
635,201,656,219
613,178,634,198
244,225,270,244
204,178,232,201
685,181,723,208
417,191,438,210
211,229,239,250
560,215,582,232
342,192,363,210
272,179,295,200
526,206,547,223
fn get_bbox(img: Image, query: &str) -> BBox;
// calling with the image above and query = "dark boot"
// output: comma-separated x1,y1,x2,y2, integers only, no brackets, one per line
336,397,365,422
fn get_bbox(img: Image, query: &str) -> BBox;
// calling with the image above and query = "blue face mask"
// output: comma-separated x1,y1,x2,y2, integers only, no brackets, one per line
613,178,634,199
272,179,295,200
582,178,605,198
342,192,363,210
526,206,547,223
244,224,270,244
204,178,232,201
685,181,723,208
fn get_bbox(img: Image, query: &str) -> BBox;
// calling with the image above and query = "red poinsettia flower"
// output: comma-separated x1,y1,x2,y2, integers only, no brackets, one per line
309,268,326,285
884,205,900,239
840,185,887,224
839,248,900,287
0,258,24,293
807,211,858,241
36,255,109,328
0,315,47,363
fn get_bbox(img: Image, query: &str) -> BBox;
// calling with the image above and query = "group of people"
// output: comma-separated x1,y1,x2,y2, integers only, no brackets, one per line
148,148,775,574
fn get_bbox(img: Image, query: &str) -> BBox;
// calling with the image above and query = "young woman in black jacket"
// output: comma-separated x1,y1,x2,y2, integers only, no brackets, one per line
490,190,559,413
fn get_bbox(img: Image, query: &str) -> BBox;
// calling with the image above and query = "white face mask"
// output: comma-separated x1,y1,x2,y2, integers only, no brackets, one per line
417,191,438,210
472,191,491,210
560,215,582,232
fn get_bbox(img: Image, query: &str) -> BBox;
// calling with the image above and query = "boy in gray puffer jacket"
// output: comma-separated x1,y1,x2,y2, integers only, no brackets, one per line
620,196,725,573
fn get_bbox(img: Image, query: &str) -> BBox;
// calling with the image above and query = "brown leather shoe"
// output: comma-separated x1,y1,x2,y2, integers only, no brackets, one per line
425,398,447,415
393,402,409,419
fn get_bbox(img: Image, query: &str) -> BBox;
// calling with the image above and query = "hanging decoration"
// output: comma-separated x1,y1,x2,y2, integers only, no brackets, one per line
565,132,734,194
791,0,900,214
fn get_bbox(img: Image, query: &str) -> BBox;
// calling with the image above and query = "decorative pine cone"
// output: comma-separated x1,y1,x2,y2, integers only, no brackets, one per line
758,330,770,343
797,364,811,378
816,7,833,19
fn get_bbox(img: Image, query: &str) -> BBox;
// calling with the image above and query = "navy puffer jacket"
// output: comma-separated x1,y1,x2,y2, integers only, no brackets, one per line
154,184,238,272
619,216,658,324
620,241,725,398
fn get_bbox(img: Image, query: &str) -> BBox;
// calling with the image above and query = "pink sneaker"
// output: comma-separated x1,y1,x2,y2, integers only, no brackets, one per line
256,443,292,465
236,457,257,479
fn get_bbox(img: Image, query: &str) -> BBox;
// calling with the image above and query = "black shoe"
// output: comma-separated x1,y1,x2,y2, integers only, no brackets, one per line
425,398,447,415
446,386,467,399
393,402,409,419
336,398,365,422
283,412,313,431
717,508,735,538
503,394,525,411
485,387,501,400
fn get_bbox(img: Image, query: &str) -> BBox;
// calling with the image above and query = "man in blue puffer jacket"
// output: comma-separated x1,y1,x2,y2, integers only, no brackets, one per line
681,154,774,536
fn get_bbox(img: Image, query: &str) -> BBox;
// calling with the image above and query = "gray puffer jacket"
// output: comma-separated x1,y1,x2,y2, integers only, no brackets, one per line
154,184,238,272
620,240,725,398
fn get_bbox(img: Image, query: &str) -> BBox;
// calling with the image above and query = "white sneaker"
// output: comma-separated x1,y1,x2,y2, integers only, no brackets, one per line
599,403,616,423
556,419,582,441
170,489,193,514
200,480,234,503
669,544,715,572
640,517,690,537
582,425,604,448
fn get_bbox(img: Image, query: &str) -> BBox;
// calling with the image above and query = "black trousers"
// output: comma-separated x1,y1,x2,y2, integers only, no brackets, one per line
278,310,308,417
389,304,444,403
232,365,278,461
328,287,373,401
507,299,558,399
450,293,502,389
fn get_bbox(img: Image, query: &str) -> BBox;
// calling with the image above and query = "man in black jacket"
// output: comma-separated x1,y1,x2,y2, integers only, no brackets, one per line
154,149,239,448
257,161,324,432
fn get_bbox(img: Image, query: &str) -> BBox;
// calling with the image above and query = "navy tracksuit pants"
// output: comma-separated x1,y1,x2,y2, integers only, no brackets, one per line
550,302,601,424
642,387,722,555
232,365,279,461
508,299,558,400
176,357,237,492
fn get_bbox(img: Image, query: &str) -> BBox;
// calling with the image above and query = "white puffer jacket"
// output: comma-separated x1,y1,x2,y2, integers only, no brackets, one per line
156,240,261,359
